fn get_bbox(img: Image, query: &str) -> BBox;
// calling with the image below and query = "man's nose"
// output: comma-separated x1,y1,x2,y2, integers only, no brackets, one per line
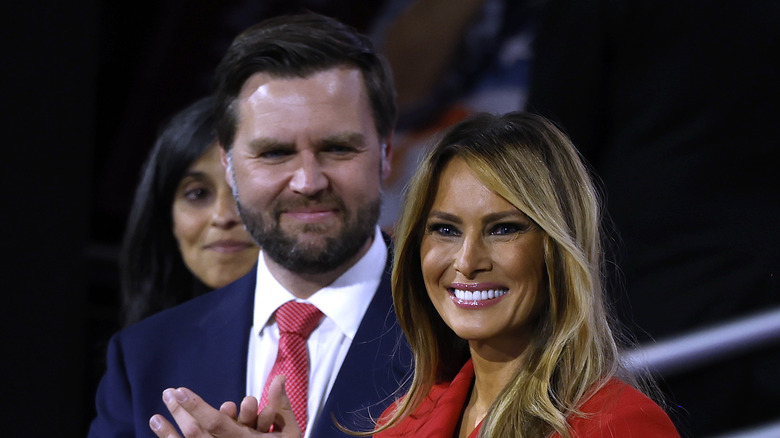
289,152,328,195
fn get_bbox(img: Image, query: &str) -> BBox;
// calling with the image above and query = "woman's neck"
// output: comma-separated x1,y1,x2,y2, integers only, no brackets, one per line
457,340,529,437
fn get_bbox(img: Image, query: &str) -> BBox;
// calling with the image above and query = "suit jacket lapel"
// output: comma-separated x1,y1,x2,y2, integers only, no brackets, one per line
190,265,256,407
310,240,413,437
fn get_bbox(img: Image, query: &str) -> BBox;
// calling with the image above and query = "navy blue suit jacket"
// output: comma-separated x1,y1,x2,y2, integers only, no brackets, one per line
89,251,411,437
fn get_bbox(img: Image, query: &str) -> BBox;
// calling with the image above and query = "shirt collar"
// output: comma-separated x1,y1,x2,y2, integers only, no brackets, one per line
252,227,387,339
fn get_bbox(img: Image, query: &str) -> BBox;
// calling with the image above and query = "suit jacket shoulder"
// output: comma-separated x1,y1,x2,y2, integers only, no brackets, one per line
88,266,257,438
565,378,680,438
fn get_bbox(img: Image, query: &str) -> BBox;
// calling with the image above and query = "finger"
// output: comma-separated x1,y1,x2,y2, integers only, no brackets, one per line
256,376,283,432
273,378,299,436
236,395,259,428
149,414,182,438
257,376,300,435
269,376,294,422
161,388,204,437
170,387,242,436
219,401,238,420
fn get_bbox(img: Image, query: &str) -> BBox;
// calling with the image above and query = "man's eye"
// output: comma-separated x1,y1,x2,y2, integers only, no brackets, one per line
427,223,460,237
324,144,355,155
259,149,292,160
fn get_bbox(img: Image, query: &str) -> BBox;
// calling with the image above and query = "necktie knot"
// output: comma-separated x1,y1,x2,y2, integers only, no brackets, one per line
275,301,323,339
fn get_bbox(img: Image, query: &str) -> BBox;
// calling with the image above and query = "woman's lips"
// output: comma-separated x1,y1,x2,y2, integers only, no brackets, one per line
205,240,255,253
452,288,508,301
448,283,508,308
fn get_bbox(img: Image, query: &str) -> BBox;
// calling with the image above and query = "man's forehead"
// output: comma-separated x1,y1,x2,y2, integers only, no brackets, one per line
231,67,378,144
237,67,365,101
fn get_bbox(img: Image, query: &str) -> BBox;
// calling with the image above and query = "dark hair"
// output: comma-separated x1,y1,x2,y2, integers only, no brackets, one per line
213,13,396,149
120,97,216,327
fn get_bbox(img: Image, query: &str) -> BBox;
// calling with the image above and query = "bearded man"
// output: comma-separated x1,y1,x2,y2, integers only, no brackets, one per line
89,14,410,438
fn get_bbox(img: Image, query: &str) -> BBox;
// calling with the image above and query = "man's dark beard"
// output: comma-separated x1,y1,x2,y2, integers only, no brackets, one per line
236,195,380,275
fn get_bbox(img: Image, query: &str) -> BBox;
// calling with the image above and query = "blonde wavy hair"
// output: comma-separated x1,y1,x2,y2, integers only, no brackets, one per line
379,112,634,438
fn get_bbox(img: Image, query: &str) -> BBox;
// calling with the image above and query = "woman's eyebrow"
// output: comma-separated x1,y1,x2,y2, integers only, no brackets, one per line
482,210,528,223
427,210,461,223
180,170,208,179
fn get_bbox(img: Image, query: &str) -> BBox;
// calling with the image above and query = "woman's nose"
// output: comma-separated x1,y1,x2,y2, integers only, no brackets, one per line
453,235,491,279
211,190,241,229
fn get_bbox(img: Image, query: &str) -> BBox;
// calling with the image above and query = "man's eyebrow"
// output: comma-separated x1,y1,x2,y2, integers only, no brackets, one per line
246,137,293,150
245,133,367,150
317,132,366,147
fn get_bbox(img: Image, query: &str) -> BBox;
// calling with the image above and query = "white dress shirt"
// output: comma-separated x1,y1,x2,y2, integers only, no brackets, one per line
246,227,387,438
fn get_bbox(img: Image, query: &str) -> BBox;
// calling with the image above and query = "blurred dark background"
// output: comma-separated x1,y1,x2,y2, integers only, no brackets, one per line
2,1,778,437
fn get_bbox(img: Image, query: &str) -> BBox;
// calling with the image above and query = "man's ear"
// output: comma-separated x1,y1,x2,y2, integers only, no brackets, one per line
219,145,234,190
380,134,394,181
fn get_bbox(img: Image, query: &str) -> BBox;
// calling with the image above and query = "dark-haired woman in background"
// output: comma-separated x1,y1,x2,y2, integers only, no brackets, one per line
121,96,259,327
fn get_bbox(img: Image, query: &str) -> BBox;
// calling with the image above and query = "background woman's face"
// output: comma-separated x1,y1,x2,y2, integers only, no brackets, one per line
420,158,546,353
172,145,259,288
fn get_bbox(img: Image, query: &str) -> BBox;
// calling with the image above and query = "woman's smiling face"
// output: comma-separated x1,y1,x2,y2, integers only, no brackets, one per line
420,157,547,350
172,145,259,288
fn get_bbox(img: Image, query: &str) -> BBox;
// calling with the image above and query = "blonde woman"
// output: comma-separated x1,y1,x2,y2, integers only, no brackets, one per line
375,111,678,438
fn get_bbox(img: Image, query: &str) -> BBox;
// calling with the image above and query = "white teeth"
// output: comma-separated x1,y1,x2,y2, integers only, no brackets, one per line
452,288,507,301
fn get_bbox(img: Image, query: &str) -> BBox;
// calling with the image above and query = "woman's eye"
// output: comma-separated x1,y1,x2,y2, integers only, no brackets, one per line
184,187,210,202
427,223,460,237
490,223,527,235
